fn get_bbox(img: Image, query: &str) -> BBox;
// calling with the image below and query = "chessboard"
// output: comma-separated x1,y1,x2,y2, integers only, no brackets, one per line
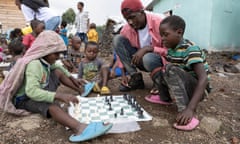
68,94,152,124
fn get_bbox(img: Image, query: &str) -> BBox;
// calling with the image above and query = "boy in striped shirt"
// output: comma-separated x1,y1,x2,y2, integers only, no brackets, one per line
152,15,210,131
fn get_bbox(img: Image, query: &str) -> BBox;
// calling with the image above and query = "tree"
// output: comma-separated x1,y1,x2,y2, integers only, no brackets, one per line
62,8,76,24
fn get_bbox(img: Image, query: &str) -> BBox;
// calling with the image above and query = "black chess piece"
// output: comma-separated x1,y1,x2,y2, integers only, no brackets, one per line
123,94,127,100
105,96,108,102
138,110,144,118
109,103,112,111
110,95,113,101
114,113,117,118
120,108,124,115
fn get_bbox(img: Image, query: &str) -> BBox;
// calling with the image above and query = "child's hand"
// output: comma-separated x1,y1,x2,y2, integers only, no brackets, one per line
176,108,194,125
55,93,79,104
121,75,129,87
109,70,116,78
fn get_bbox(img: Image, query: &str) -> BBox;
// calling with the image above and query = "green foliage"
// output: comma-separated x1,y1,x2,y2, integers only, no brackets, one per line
62,8,76,24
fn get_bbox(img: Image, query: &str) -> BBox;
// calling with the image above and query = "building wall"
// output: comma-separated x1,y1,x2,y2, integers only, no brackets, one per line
0,0,26,33
210,0,240,50
152,0,239,50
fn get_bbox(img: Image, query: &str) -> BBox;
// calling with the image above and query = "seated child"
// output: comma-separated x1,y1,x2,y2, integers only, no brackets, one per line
0,31,112,142
22,19,45,51
8,37,25,70
62,36,82,73
78,41,111,95
146,15,211,131
109,52,127,78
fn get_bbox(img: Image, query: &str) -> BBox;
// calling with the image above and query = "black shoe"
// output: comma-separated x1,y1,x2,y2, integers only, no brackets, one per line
119,73,145,92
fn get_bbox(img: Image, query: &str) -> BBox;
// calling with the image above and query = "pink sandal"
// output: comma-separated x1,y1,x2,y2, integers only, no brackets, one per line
145,94,172,105
173,117,199,131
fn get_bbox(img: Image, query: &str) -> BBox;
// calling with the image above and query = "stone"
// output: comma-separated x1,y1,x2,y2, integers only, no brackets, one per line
200,117,222,134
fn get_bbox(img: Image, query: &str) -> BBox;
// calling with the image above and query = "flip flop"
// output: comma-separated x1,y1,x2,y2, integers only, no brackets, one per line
81,82,95,97
145,94,172,105
173,117,199,131
100,86,111,95
69,122,113,142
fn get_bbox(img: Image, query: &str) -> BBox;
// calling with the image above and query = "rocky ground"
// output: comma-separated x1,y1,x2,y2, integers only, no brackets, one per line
0,52,240,144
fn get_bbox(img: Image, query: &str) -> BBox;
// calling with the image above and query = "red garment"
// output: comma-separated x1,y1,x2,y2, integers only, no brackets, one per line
117,11,168,68
121,0,143,17
22,34,35,50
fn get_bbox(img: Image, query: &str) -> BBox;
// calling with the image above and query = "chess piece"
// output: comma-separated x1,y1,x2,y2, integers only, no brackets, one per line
110,95,113,101
114,113,117,118
123,93,127,100
105,96,108,102
120,108,124,115
109,103,113,111
138,110,144,119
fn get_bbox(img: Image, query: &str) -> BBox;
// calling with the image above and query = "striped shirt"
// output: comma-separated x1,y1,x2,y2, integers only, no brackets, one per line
166,39,209,78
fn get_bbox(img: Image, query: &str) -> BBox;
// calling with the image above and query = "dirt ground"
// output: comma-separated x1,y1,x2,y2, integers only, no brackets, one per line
0,52,240,144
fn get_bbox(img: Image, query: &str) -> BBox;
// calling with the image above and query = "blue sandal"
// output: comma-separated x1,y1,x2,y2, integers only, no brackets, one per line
69,122,113,142
81,82,95,97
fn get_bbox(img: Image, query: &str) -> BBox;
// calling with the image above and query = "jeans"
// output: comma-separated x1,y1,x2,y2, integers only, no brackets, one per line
75,32,88,44
45,16,61,31
113,34,163,75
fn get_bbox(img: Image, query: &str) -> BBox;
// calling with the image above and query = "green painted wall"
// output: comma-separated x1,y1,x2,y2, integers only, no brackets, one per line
152,0,240,50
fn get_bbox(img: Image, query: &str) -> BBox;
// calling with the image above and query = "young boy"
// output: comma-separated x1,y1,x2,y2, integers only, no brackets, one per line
22,19,45,50
87,23,98,43
78,41,111,95
147,15,210,131
0,31,112,142
60,21,69,46
8,37,25,70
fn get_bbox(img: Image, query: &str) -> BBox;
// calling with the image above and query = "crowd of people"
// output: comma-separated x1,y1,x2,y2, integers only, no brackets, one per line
0,0,211,143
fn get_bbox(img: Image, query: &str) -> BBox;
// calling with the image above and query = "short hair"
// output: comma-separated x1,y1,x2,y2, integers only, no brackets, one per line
78,2,84,7
85,41,98,50
30,19,44,29
61,21,67,28
89,23,96,29
8,38,25,55
161,15,186,33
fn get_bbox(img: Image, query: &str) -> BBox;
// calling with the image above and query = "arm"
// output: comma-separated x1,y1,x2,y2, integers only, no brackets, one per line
176,63,208,125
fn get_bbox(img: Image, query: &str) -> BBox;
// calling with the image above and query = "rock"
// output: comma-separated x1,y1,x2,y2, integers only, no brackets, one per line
200,117,222,134
152,117,169,127
6,114,43,131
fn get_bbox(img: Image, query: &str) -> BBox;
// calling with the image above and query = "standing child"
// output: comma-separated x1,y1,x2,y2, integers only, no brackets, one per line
0,31,112,142
60,21,69,46
87,23,98,43
22,19,45,51
146,15,210,131
78,41,111,95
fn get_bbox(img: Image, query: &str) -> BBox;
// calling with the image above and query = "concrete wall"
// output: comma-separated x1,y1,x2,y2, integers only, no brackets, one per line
152,0,240,51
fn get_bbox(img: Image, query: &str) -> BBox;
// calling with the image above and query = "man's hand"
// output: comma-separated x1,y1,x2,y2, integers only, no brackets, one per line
131,46,153,65
176,108,194,125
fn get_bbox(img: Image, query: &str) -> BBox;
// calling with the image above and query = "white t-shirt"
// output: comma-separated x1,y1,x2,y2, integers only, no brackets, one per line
75,11,89,33
138,24,152,48
21,4,58,22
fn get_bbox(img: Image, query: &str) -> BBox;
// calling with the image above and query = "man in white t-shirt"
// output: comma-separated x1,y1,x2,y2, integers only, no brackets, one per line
113,0,168,98
74,2,89,44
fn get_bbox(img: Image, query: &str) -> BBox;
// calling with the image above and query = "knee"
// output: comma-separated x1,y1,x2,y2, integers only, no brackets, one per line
113,35,127,50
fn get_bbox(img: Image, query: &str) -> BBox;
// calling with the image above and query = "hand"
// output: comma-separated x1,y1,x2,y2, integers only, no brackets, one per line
176,108,194,125
131,46,152,65
55,93,79,104
121,75,129,87
109,70,116,78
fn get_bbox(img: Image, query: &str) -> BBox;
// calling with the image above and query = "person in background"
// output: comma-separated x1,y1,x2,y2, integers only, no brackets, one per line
22,19,45,51
15,0,60,31
152,15,211,130
113,0,167,95
87,23,98,43
78,41,111,95
75,1,89,44
0,31,112,142
109,51,127,78
10,28,23,41
59,21,69,47
8,38,25,70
